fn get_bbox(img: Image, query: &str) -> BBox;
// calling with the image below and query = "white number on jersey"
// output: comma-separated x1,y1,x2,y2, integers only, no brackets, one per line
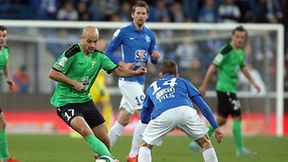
151,78,177,95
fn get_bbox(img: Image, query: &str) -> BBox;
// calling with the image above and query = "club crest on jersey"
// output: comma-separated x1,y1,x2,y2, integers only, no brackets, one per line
145,35,150,43
135,50,148,61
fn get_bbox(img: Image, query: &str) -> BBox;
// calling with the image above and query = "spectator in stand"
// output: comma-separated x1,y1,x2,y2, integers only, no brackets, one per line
77,1,92,21
218,0,241,23
57,1,78,21
198,0,218,23
119,1,131,22
154,0,169,22
168,1,186,22
175,37,201,85
11,65,29,93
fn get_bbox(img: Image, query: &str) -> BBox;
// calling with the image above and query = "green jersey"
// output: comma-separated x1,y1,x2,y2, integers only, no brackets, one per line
50,44,118,107
0,47,9,80
212,43,245,93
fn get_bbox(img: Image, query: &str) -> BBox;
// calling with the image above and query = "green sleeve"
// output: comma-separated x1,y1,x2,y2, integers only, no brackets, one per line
52,53,74,74
101,54,118,74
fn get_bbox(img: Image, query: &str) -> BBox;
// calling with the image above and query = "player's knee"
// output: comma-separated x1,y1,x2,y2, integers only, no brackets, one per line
196,135,213,150
140,140,153,149
0,118,6,129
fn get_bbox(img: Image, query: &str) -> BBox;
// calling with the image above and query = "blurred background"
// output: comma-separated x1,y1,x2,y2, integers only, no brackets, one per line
0,0,287,136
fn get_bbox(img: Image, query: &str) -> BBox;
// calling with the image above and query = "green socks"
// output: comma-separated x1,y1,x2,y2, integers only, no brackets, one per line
85,134,111,157
232,119,244,152
0,129,9,160
207,125,214,137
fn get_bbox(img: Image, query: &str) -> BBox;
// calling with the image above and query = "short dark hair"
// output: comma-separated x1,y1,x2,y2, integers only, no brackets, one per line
0,25,7,31
132,0,149,14
232,25,247,35
160,60,178,76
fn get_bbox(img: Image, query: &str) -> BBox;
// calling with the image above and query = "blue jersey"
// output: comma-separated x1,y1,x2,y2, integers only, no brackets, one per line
105,23,158,85
141,75,218,129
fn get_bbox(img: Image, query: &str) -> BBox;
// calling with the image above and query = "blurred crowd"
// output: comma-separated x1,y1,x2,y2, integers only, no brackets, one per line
0,0,285,24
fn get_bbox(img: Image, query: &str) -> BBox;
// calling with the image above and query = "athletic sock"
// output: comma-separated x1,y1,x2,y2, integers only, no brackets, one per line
109,121,125,148
129,121,147,157
207,125,214,137
232,119,244,152
85,134,111,157
138,147,151,162
0,130,9,160
202,147,218,162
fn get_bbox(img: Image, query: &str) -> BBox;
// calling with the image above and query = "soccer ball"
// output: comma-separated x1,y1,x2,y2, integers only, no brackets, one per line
95,156,116,162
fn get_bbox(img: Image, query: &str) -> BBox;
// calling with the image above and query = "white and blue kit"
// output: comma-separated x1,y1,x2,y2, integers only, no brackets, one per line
105,23,158,113
141,75,218,146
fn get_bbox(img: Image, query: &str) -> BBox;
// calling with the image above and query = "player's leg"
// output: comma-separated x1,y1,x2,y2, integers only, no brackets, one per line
138,140,153,162
195,135,218,162
181,106,219,162
0,111,9,161
138,109,175,162
109,107,132,147
57,102,111,157
230,93,256,156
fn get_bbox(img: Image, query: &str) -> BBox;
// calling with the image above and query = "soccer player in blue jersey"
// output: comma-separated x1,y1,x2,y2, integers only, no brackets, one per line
105,1,160,161
138,60,223,162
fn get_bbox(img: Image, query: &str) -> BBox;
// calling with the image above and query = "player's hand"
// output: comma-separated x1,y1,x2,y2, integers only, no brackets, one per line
214,128,224,144
135,66,147,75
73,82,86,91
151,51,160,61
6,79,15,90
254,83,261,93
198,85,207,96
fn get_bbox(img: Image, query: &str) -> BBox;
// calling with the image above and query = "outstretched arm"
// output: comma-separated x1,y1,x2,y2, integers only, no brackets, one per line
199,64,217,96
112,63,147,77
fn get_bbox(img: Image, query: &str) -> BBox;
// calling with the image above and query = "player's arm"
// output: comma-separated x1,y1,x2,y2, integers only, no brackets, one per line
4,63,15,90
149,32,160,64
140,95,154,124
48,69,85,91
199,64,217,96
112,65,147,77
240,66,261,92
105,29,122,64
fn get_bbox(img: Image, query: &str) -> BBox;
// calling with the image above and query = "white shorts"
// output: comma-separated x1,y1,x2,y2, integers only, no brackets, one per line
143,106,208,146
118,80,145,114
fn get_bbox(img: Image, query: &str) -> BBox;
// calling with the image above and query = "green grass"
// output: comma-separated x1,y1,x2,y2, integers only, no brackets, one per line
6,134,288,162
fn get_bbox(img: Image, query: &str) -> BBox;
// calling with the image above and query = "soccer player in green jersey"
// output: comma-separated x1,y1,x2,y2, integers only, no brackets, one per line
0,25,20,162
48,26,147,161
190,26,261,156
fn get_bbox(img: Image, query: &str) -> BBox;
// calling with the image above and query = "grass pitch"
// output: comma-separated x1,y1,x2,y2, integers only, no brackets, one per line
7,134,288,162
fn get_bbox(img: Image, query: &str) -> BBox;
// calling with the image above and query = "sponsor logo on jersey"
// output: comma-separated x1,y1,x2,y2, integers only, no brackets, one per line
155,87,175,102
135,50,148,61
58,57,68,67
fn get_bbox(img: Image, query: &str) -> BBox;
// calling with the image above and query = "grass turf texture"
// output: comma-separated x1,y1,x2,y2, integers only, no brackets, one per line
7,134,288,162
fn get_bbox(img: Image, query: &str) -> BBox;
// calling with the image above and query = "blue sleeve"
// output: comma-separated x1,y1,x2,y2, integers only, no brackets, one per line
105,29,122,64
192,95,219,129
149,31,158,65
141,94,154,124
